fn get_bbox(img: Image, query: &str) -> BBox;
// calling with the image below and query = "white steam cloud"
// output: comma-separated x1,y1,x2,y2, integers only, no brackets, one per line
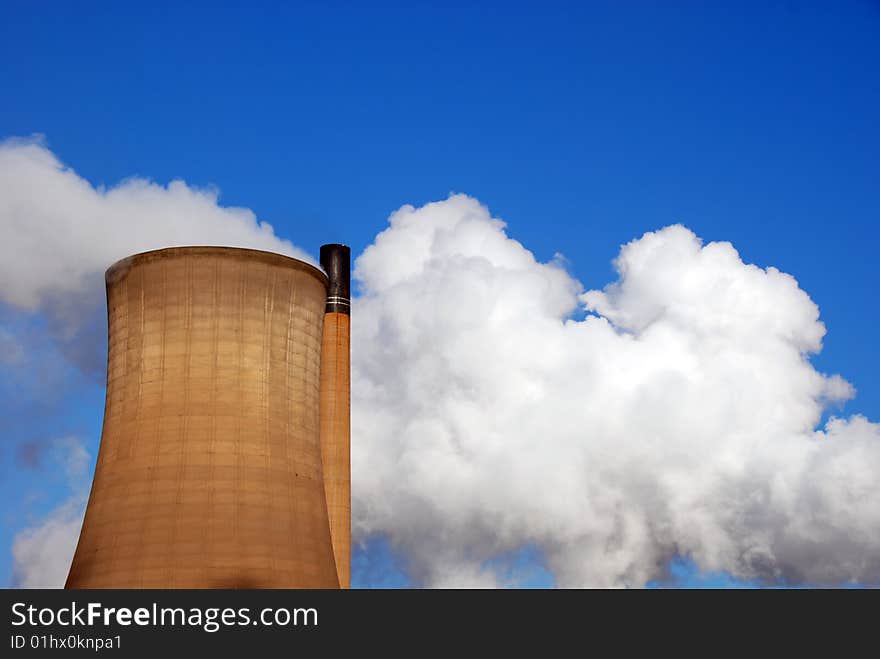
351,195,880,587
3,140,878,587
0,136,312,378
0,136,311,311
11,438,90,588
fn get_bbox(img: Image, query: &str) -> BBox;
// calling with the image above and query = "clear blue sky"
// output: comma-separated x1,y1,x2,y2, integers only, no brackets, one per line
1,0,878,587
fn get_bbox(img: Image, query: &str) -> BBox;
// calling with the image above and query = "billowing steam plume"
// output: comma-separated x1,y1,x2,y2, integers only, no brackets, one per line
352,195,879,587
3,138,878,587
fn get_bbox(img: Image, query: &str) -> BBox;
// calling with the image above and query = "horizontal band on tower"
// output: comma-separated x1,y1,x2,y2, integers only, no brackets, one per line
325,299,351,314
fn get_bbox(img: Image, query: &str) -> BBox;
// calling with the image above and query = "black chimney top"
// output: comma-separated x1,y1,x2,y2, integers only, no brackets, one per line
320,244,350,315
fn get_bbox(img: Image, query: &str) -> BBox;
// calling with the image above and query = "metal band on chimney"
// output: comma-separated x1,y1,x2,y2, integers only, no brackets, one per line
320,244,351,315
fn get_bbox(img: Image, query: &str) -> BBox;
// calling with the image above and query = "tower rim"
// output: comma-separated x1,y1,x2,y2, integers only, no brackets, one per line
105,245,328,289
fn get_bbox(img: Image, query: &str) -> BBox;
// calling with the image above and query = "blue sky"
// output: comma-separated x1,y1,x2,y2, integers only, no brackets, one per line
1,1,878,587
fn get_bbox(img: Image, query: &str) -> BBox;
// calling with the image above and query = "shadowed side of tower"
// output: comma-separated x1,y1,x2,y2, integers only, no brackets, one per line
65,247,339,588
319,244,351,588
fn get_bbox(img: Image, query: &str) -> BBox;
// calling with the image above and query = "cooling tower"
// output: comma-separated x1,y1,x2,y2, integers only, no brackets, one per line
65,245,350,589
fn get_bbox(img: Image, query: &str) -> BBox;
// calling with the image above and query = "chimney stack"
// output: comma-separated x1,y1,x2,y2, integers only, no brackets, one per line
319,244,351,588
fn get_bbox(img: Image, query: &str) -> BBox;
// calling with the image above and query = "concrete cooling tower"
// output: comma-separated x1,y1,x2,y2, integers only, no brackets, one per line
65,244,351,589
